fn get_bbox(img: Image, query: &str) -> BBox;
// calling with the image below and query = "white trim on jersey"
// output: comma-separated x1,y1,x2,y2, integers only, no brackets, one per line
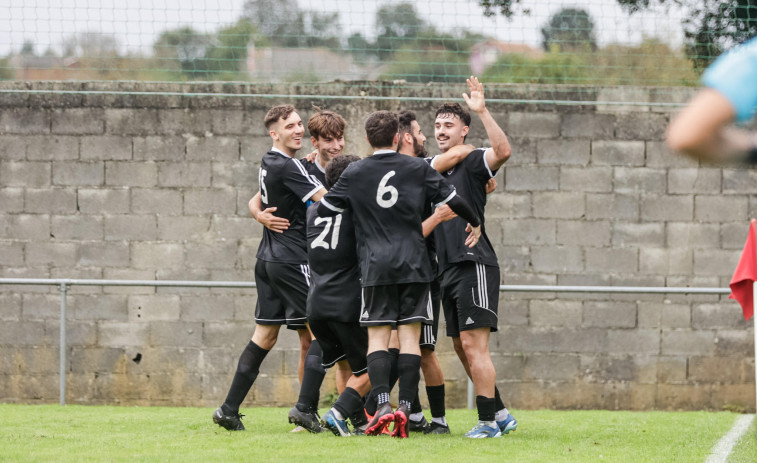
482,148,495,178
433,189,457,209
320,198,344,213
287,157,324,202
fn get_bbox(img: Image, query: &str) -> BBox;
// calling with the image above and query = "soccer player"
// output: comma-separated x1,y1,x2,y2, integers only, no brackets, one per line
432,77,517,438
212,104,326,431
318,110,482,438
667,36,757,163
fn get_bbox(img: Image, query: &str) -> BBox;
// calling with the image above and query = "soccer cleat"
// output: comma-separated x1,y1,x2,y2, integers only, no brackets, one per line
288,406,323,433
464,422,502,439
322,409,351,437
391,403,410,438
352,423,369,436
212,407,245,431
497,414,518,435
408,414,429,432
364,403,395,436
424,421,451,435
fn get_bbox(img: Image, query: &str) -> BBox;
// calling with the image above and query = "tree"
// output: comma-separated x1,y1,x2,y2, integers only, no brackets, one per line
375,2,426,59
242,0,340,49
153,27,213,77
62,32,120,57
541,8,597,52
478,0,529,18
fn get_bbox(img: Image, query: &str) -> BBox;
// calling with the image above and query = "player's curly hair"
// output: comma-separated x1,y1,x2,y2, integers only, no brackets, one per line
435,103,471,127
325,154,360,189
264,104,297,129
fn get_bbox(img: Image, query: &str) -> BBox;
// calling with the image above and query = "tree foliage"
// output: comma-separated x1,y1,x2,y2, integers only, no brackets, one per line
242,0,340,49
541,8,597,52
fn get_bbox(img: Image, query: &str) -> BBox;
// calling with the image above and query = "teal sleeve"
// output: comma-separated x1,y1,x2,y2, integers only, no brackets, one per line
702,36,757,123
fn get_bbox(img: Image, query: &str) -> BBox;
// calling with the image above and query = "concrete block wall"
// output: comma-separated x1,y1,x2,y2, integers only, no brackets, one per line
0,81,753,411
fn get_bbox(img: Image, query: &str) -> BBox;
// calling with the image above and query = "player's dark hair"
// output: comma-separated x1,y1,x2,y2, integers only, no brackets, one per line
308,107,346,140
435,103,471,127
398,110,417,135
264,104,297,129
365,110,399,148
325,154,361,189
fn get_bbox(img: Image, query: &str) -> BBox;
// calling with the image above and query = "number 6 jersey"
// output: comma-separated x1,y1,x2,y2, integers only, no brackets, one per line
320,150,457,286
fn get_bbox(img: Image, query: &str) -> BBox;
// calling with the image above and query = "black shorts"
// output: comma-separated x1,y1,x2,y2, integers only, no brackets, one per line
254,260,310,330
308,319,368,375
419,278,441,350
441,262,499,337
360,282,431,327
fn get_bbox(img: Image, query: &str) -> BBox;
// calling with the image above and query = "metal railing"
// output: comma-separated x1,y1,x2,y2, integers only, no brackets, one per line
0,278,732,406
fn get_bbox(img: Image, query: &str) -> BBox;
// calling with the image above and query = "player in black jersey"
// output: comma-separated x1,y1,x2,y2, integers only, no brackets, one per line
433,77,517,438
319,110,482,438
213,105,327,432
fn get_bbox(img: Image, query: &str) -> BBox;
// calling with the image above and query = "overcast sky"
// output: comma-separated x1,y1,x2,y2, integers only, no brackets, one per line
0,0,687,56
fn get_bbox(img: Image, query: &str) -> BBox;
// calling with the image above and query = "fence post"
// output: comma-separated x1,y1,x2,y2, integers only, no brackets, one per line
59,282,67,406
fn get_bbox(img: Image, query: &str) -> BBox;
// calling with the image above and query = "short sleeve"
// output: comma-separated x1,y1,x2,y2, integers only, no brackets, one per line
702,36,757,123
463,148,496,182
283,158,323,202
320,164,352,213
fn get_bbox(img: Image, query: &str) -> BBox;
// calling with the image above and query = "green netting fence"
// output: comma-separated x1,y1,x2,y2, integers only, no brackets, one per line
1,0,756,103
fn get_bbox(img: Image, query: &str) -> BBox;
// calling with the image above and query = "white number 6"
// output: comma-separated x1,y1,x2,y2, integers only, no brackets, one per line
376,171,398,208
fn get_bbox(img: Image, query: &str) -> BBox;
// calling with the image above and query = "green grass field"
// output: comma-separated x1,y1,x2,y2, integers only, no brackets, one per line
0,404,754,462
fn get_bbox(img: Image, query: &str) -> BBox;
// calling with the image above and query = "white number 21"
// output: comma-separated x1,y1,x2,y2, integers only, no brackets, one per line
311,214,342,250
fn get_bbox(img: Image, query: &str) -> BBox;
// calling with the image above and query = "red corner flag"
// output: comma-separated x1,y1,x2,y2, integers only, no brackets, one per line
729,219,757,321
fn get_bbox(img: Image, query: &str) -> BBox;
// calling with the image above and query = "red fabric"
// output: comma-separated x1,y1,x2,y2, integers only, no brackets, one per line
729,219,757,321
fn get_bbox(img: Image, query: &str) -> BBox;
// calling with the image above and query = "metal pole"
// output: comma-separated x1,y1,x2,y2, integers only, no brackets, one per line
59,282,67,406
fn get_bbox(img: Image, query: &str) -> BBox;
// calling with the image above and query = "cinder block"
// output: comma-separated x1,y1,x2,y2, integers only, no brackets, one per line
506,112,561,139
158,216,211,241
0,161,51,186
532,192,585,219
714,330,753,357
668,168,721,194
493,245,531,273
688,356,748,383
666,222,719,248
506,136,538,164
208,109,246,135
484,193,531,219
557,220,610,246
184,188,237,215
131,242,184,269
0,135,29,159
615,113,668,140
51,215,103,240
70,295,129,321
158,109,214,135
0,321,45,345
148,321,203,347
69,346,127,374
211,161,258,188
43,320,98,347
77,188,130,214
582,301,636,328
25,188,77,214
524,354,579,381
501,219,555,246
646,141,697,168
531,246,583,273
25,242,78,266
52,161,105,186
0,242,23,267
0,188,24,213
586,193,639,221
661,329,715,355
505,166,559,191
80,136,132,161
723,168,757,194
656,356,687,382
0,292,21,320
128,295,180,321
180,295,235,321
104,109,160,135
612,222,664,247
529,299,582,327
561,113,615,138
158,162,211,187
104,215,157,241
209,217,255,241
722,222,753,249
186,135,239,162
613,167,667,193
77,241,130,267
0,108,50,134
585,248,637,273
592,140,645,166
537,139,590,165
606,329,660,354
639,248,692,275
498,297,529,326
695,195,748,222
25,136,79,160
6,214,50,240
240,136,272,162
133,136,185,161
203,322,256,348
579,354,636,381
185,242,238,269
560,166,612,193
640,194,693,222
693,249,742,276
129,188,182,215
51,108,104,135
105,161,158,187
692,303,745,329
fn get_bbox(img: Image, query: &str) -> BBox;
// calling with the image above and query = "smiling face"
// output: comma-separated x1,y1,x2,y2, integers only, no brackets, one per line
270,111,304,156
311,133,345,165
434,113,469,153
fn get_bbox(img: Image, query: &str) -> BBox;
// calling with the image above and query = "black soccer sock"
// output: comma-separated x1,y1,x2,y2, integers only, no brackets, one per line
387,347,400,391
222,340,269,414
333,387,364,421
494,386,506,411
476,395,496,423
411,391,423,414
426,384,446,418
296,340,325,413
350,404,368,428
364,391,378,416
397,353,421,405
367,350,392,405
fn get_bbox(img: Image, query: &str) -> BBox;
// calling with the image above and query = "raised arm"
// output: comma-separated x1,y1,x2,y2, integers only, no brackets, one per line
463,76,511,171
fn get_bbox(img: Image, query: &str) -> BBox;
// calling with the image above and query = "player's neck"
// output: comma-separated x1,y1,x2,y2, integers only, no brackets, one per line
273,143,297,157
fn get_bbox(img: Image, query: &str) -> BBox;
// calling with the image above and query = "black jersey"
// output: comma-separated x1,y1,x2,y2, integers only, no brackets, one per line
320,150,457,286
433,148,499,270
306,205,361,323
300,157,326,186
255,148,323,264
421,157,439,277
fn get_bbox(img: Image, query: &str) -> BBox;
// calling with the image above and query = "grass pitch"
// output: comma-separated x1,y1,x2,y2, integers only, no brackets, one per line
0,404,754,462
